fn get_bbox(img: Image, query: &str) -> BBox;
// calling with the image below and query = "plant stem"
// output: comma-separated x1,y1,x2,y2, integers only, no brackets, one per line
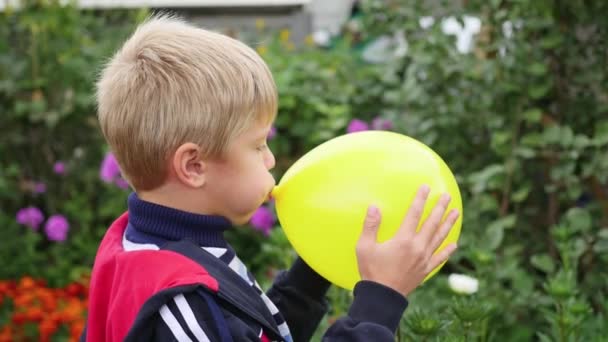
480,317,488,342
557,302,566,342
462,321,472,342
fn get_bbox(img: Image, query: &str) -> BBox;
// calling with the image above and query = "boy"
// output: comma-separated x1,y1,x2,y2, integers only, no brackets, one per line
83,15,459,342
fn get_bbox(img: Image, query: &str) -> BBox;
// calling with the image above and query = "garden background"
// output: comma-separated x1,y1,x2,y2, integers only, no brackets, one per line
1,0,607,341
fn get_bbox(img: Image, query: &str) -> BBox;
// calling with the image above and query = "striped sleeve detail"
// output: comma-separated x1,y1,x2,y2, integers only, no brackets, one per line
157,293,219,342
174,294,211,342
159,304,194,342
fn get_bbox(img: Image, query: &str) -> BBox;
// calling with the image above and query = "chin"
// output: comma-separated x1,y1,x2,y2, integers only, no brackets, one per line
233,212,255,226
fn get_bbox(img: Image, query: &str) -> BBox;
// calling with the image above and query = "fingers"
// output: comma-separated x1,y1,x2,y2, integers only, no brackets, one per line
419,193,453,242
357,205,382,248
397,185,430,236
426,243,458,273
428,209,460,252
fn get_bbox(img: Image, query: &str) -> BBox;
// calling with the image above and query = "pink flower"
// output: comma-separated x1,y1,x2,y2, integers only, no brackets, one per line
250,206,275,235
53,161,66,175
33,182,46,194
16,207,44,230
268,126,277,140
115,178,130,189
347,119,369,133
100,152,121,183
44,214,70,242
371,117,393,131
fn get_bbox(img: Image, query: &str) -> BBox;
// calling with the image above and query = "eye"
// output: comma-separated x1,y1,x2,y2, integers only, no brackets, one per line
256,144,268,151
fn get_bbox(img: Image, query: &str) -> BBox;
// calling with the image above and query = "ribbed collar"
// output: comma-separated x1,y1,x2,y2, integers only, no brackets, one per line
127,192,232,248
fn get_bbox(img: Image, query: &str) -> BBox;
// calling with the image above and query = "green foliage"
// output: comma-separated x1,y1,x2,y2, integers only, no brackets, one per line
0,1,145,286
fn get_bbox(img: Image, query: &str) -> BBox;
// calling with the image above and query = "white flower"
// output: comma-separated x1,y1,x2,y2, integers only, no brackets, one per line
312,30,331,47
448,274,479,294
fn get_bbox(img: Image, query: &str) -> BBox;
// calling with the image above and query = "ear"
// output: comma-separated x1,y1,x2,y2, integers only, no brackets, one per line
172,143,206,188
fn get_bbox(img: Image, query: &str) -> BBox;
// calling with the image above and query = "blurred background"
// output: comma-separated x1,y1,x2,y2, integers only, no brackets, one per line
1,0,608,340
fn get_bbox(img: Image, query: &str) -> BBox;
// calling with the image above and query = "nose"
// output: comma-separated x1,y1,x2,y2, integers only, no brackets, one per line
265,149,276,170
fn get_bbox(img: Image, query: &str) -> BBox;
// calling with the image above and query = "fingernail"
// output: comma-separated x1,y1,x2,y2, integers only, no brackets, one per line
420,184,430,194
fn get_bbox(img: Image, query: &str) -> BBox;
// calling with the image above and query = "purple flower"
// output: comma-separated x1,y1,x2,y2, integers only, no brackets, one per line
16,207,45,230
250,206,275,235
115,177,130,189
347,119,369,133
371,117,394,131
100,152,121,183
268,126,277,140
53,161,66,175
33,182,46,194
44,214,70,242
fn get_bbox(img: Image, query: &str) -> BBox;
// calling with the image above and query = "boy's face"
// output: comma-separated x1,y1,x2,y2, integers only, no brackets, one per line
204,121,276,225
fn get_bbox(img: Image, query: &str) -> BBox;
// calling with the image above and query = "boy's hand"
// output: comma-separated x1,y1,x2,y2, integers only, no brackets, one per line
355,185,459,298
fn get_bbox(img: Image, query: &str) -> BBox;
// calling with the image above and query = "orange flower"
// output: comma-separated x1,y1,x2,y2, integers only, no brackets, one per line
18,276,36,291
11,312,27,325
13,292,35,307
66,284,79,297
0,282,9,295
0,326,12,342
70,320,85,340
49,311,63,325
39,318,58,339
38,289,57,311
26,307,44,322
62,298,85,322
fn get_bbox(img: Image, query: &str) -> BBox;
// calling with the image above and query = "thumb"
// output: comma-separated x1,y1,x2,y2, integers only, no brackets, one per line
358,205,382,246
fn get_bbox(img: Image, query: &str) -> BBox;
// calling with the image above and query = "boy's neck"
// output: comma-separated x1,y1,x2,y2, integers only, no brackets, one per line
137,182,219,218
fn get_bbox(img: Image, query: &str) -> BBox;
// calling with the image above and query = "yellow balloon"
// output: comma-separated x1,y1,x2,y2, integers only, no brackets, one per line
272,131,463,290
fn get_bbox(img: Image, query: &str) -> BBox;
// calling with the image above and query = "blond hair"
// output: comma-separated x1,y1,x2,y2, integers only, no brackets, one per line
96,14,277,191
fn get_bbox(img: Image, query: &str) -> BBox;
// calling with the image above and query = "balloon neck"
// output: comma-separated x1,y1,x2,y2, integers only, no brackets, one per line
270,185,282,200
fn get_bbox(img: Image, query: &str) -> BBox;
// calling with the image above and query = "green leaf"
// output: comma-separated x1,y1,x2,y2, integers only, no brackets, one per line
593,239,608,253
564,207,592,232
593,120,608,145
522,132,544,147
559,126,574,147
573,134,591,149
486,222,505,251
543,125,562,144
536,332,554,342
527,63,548,76
531,254,555,273
515,147,536,159
489,214,517,231
485,214,516,250
468,164,505,193
529,82,551,99
540,34,563,49
521,108,542,123
511,184,531,202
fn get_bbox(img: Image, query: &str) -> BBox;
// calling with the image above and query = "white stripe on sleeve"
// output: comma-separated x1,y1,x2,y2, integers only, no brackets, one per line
159,304,194,342
174,294,211,342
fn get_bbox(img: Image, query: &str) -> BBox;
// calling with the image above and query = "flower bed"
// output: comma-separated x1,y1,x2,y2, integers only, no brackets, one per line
0,276,89,341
